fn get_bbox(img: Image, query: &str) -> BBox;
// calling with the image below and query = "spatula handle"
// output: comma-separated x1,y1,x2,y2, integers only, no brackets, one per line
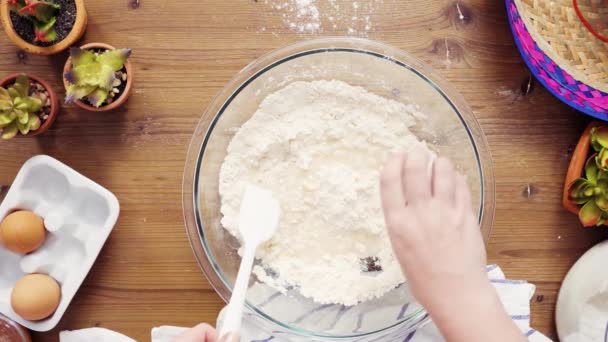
218,244,257,340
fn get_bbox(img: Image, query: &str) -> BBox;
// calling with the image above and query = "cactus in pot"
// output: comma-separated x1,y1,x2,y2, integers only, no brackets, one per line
0,74,46,140
8,0,60,43
64,47,132,108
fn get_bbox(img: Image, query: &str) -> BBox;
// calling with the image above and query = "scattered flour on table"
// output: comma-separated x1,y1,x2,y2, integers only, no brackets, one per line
260,0,383,36
219,80,425,306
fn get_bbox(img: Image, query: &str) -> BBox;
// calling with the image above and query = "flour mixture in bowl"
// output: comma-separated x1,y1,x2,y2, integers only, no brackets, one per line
219,80,426,306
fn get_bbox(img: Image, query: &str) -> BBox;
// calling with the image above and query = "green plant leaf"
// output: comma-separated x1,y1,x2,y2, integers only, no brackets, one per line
1,122,18,140
96,48,132,71
592,132,603,152
33,17,57,42
586,155,599,184
65,84,96,103
14,96,42,112
0,112,16,128
28,114,40,131
86,88,109,108
17,111,28,125
16,118,29,135
0,100,12,111
594,127,608,149
579,200,602,227
69,47,96,67
11,74,30,98
43,27,57,42
70,64,115,89
0,88,10,101
573,197,592,205
569,178,593,202
597,149,608,172
8,88,19,99
596,195,608,212
32,1,60,22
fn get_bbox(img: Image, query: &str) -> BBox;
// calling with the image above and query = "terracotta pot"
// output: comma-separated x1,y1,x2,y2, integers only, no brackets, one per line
62,42,134,112
0,73,60,138
562,121,604,215
0,0,87,55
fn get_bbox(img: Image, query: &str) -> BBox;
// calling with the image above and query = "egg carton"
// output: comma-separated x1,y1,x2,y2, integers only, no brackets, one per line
0,155,119,332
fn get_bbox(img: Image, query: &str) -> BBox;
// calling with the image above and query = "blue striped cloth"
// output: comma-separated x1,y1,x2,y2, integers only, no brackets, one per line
150,265,552,342
405,265,551,342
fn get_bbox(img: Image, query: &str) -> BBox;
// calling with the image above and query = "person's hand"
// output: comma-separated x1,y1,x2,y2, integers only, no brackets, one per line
380,148,526,342
172,323,218,342
380,148,487,312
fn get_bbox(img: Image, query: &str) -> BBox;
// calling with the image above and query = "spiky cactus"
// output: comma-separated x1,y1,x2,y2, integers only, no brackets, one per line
0,75,43,140
64,47,132,108
8,0,60,43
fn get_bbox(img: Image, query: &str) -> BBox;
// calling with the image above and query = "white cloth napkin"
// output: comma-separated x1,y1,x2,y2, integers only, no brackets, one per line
58,266,552,341
148,265,552,342
59,327,136,342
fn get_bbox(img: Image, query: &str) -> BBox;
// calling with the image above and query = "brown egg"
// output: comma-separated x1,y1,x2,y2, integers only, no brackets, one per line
0,211,46,254
11,274,61,321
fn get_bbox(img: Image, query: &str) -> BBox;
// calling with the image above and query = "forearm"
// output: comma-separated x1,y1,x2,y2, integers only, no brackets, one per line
424,280,527,342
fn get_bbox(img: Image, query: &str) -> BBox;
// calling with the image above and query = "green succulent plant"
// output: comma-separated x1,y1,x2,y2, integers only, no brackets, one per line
0,75,43,140
569,126,608,226
592,126,608,171
8,0,60,43
64,47,132,108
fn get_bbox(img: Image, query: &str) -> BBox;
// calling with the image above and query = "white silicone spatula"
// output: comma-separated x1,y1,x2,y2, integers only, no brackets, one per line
218,185,280,341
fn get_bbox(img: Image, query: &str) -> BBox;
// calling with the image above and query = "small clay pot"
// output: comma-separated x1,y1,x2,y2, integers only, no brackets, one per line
62,42,134,112
0,0,87,56
562,121,604,215
0,73,60,138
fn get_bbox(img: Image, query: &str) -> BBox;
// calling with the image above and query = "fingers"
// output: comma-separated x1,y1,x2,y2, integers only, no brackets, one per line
403,146,433,203
432,157,456,202
455,174,473,214
380,153,407,214
172,323,218,342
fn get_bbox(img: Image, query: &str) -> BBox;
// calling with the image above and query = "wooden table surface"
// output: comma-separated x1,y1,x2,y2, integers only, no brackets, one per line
1,0,607,340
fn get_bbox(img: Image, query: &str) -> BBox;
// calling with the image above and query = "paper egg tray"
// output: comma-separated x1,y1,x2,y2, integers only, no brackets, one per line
0,155,119,332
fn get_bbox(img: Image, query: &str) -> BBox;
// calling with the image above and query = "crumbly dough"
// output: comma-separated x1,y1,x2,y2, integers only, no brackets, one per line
219,80,425,306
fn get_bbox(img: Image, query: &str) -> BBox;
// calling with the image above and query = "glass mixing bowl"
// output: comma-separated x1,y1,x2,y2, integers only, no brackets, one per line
183,38,495,340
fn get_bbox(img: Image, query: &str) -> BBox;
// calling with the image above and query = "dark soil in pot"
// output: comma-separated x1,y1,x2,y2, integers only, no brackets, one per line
9,0,76,46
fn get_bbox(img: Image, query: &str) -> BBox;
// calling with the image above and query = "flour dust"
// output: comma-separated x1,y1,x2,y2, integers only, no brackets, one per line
259,0,384,36
219,80,426,306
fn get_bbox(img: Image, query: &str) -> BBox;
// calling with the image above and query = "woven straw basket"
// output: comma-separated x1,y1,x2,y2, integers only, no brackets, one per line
514,0,607,93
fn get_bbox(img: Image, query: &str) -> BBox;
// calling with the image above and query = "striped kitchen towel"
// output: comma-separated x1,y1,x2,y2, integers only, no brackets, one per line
406,265,551,342
150,265,552,342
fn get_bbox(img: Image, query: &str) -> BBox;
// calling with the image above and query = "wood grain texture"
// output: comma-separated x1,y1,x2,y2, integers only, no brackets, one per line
0,0,606,340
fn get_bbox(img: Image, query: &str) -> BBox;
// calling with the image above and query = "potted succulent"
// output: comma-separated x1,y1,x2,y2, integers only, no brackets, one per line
0,0,87,55
62,43,133,112
563,122,608,226
0,73,59,139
